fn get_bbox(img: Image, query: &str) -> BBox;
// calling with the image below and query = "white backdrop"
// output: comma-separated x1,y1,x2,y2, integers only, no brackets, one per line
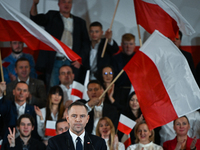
1,0,200,47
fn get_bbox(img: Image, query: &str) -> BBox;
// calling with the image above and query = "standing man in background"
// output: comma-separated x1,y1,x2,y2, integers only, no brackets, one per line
30,0,90,89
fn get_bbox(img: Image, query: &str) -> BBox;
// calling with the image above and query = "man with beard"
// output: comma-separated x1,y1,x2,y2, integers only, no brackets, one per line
7,114,46,150
3,41,37,83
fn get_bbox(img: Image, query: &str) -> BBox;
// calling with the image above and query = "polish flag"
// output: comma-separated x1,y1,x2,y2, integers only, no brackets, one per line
117,114,136,135
0,0,81,63
71,81,84,99
2,61,10,68
123,135,132,149
134,0,195,39
45,120,56,136
123,30,200,130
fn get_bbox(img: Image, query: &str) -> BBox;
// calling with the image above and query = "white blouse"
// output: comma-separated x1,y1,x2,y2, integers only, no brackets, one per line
127,142,163,150
104,138,125,150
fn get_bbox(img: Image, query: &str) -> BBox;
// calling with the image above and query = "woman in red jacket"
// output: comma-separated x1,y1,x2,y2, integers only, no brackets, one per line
163,116,200,150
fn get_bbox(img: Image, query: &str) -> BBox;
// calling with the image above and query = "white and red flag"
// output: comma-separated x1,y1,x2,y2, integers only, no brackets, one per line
134,0,195,39
0,139,2,150
117,114,136,135
0,0,81,63
45,120,56,136
123,30,200,130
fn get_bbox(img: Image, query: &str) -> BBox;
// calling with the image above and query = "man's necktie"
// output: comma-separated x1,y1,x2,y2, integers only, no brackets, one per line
76,137,83,150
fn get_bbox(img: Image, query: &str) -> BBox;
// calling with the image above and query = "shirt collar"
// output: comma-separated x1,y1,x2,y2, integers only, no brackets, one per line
69,129,85,144
17,77,30,85
15,102,26,110
11,52,23,59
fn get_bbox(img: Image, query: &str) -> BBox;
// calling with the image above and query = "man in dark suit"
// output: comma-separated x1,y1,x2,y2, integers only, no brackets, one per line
47,101,107,150
30,0,90,87
7,114,46,150
88,21,119,80
5,57,46,108
0,81,40,150
85,80,119,135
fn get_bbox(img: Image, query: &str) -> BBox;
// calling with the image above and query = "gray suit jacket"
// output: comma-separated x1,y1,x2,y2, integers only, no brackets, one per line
5,78,46,108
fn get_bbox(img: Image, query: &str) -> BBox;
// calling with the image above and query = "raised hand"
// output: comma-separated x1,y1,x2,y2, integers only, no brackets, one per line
175,139,186,150
7,127,15,147
105,29,112,43
0,82,6,97
33,0,39,5
190,137,197,150
34,105,43,120
113,134,119,150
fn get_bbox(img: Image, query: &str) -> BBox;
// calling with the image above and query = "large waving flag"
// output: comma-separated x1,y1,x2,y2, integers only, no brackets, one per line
0,0,81,64
134,0,195,39
123,30,200,130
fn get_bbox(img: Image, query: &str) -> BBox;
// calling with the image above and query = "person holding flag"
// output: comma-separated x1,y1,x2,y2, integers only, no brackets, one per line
30,0,90,88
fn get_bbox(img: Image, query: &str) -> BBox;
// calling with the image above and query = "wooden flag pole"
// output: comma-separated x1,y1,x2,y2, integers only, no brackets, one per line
137,24,143,47
0,49,6,95
99,69,124,99
101,0,120,58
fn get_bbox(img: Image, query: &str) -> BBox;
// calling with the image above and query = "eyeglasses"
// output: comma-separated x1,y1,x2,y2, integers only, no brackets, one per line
103,72,113,75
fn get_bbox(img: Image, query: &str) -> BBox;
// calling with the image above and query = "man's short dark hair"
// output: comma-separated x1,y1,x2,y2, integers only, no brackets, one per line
55,118,68,130
87,80,103,89
89,21,103,29
68,101,89,114
59,65,72,75
15,57,30,68
179,31,183,41
14,81,29,90
17,114,35,127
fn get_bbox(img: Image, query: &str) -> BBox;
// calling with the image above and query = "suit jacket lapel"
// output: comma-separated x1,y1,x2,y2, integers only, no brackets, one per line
66,130,75,150
84,132,92,150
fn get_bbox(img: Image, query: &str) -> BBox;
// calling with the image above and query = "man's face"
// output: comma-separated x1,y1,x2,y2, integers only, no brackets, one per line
173,34,181,48
67,105,89,136
87,83,103,99
89,26,103,42
10,41,23,54
13,83,29,103
17,118,34,138
56,121,69,135
15,61,30,80
122,39,135,56
58,0,72,15
59,66,74,86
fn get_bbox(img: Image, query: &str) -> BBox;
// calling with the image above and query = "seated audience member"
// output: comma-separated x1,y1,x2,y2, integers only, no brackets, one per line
89,21,119,80
118,92,143,143
3,41,37,83
7,114,46,150
47,101,107,150
112,33,136,107
0,81,40,149
160,111,200,146
163,116,200,150
5,57,46,108
127,120,163,150
85,80,119,135
34,86,65,145
96,117,125,150
55,118,69,135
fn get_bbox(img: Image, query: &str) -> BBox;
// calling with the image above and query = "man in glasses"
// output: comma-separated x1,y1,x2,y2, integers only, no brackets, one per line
89,22,119,80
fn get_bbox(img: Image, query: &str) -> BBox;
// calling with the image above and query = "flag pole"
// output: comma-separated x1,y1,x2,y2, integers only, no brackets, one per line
101,0,120,58
0,49,6,95
137,24,143,47
99,69,124,99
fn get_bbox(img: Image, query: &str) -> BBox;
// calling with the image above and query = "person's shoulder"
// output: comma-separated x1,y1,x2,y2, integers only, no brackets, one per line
112,52,123,60
49,131,67,142
127,143,138,150
152,143,163,149
3,54,13,61
29,77,45,85
30,137,46,147
7,80,17,87
72,14,86,22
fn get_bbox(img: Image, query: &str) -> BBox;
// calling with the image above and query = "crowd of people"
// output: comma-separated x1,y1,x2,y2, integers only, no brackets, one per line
0,0,199,150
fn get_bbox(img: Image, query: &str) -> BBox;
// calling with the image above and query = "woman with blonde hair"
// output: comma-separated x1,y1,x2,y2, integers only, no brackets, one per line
127,120,163,150
96,117,125,150
35,86,65,145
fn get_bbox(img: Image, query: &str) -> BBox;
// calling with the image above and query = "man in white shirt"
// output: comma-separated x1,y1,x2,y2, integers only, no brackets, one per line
47,101,107,150
89,22,119,80
0,81,40,150
5,57,46,108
